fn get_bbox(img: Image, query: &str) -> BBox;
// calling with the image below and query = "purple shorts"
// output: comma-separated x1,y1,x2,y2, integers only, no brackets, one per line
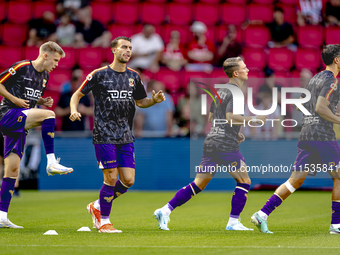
197,150,246,173
0,109,28,159
94,143,135,169
293,141,340,173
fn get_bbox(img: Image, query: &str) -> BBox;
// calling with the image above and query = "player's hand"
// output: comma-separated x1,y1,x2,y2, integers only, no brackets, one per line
42,97,53,108
152,90,166,104
336,113,340,117
69,111,81,122
237,132,245,144
14,98,29,108
255,115,267,124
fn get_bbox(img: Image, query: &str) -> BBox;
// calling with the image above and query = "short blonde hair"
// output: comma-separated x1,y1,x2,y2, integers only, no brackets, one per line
223,57,243,78
40,41,65,58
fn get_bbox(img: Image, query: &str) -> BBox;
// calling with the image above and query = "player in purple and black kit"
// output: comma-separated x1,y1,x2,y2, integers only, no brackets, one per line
0,42,73,229
70,36,165,233
154,57,267,231
251,44,340,234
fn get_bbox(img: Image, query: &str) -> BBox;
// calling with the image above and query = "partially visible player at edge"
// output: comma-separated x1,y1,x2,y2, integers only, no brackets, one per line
154,57,267,231
251,44,340,234
0,41,73,229
69,36,166,233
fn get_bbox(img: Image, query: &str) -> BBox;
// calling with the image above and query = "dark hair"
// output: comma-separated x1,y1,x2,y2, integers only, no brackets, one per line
274,6,284,13
321,44,340,65
223,57,243,78
110,36,131,49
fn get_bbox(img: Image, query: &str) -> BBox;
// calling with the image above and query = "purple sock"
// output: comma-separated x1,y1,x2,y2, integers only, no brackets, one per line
168,181,202,211
261,193,283,216
0,178,16,213
41,118,55,154
331,201,340,224
230,183,250,218
113,180,129,199
99,183,114,218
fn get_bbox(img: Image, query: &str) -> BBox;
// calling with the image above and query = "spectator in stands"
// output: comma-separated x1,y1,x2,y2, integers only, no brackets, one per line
129,24,164,73
325,0,340,26
56,13,76,46
57,0,90,18
134,80,174,137
177,81,205,136
257,68,283,106
186,21,215,73
267,7,296,51
27,11,57,47
162,31,187,71
218,25,242,66
55,66,93,131
74,6,111,48
297,0,323,26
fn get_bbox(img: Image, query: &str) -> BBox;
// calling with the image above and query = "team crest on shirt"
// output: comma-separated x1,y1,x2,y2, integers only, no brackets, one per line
129,78,134,87
42,79,47,87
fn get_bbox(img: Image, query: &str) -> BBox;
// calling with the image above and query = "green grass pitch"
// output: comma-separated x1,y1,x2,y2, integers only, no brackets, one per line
1,190,340,255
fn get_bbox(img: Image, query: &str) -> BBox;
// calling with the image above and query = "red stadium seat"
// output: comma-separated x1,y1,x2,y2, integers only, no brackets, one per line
227,0,247,3
281,5,297,24
155,68,181,93
2,23,27,46
268,48,293,71
243,47,267,70
248,4,273,23
116,0,139,3
0,2,5,21
113,3,138,25
163,24,190,44
295,48,320,71
24,46,40,60
105,48,114,63
33,1,56,19
193,3,218,25
90,2,112,25
0,45,22,68
279,0,298,5
167,3,192,25
221,4,246,25
173,0,193,3
8,1,32,24
297,26,323,48
108,24,134,41
244,25,270,48
182,71,208,88
325,27,340,45
210,68,229,84
252,0,275,3
78,47,103,69
145,0,167,3
216,25,242,43
140,3,165,25
47,70,71,91
58,47,76,69
200,0,220,3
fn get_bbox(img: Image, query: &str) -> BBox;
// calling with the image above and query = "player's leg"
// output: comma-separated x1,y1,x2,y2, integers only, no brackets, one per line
226,161,253,231
0,152,23,228
154,172,212,230
251,170,308,233
25,108,73,176
329,176,340,234
153,153,216,230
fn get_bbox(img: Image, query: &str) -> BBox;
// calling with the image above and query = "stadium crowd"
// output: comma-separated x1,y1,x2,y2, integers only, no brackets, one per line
0,0,339,139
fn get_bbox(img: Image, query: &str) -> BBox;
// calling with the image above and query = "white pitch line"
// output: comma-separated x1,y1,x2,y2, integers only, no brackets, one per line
2,245,340,249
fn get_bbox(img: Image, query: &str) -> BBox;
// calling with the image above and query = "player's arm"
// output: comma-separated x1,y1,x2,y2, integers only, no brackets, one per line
0,83,29,108
226,112,267,125
315,96,340,124
37,97,53,108
69,90,84,121
315,77,340,124
208,112,213,123
135,90,166,108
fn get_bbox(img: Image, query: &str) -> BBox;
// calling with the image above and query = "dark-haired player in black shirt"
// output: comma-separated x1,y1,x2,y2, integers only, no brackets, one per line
70,36,165,233
252,44,340,234
0,42,73,229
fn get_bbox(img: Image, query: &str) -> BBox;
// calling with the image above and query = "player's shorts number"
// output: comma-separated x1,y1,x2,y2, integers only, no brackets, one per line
17,116,23,122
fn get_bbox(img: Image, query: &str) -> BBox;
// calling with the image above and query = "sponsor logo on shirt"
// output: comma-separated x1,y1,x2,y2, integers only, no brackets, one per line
25,87,42,100
107,90,132,100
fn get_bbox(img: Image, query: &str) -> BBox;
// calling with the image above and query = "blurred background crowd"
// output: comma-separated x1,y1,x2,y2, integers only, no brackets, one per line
0,0,340,140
